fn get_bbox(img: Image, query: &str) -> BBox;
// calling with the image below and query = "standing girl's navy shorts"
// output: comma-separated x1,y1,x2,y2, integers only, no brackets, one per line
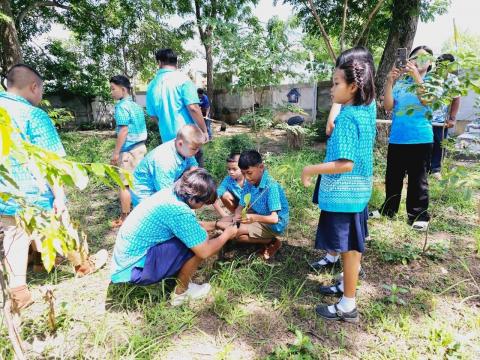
315,206,369,253
130,237,194,285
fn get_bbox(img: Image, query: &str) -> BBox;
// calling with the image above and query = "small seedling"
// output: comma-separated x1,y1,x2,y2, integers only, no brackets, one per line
383,283,409,305
241,193,251,220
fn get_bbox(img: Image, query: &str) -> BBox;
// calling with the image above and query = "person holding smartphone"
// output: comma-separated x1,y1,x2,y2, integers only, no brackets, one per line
372,46,434,231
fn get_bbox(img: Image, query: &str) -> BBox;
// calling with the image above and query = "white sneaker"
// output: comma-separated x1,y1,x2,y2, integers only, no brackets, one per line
432,172,442,180
368,210,381,219
412,221,429,232
170,282,211,307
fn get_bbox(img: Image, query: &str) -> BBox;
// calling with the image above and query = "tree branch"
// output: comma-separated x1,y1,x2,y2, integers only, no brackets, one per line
305,0,336,62
355,0,385,46
17,1,71,26
340,0,348,52
194,0,205,42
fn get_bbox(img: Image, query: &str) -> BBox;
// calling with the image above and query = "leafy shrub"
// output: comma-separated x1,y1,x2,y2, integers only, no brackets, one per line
203,134,253,181
238,107,277,131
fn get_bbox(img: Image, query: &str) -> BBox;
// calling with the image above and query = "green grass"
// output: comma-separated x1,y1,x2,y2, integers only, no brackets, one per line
3,130,479,359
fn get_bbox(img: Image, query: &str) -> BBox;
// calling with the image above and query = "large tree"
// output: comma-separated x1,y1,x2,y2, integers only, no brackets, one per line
281,0,450,97
174,0,259,100
0,0,98,86
1,0,191,97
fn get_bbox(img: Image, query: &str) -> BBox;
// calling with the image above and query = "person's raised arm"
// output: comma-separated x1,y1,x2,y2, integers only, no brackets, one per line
384,67,401,111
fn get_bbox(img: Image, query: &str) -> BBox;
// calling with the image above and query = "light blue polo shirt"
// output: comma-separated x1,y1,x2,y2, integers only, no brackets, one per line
318,102,376,213
146,69,199,142
110,187,208,283
217,176,245,200
239,170,289,234
0,92,66,215
114,96,147,152
131,139,198,205
390,76,433,144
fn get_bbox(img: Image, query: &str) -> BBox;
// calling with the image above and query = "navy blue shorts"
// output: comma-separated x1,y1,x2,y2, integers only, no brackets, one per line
130,237,194,285
315,207,369,253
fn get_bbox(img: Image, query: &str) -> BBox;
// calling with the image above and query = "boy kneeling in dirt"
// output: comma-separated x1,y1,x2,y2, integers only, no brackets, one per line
214,150,289,260
110,169,237,306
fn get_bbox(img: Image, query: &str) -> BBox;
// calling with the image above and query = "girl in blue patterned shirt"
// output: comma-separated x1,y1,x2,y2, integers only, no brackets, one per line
301,53,376,322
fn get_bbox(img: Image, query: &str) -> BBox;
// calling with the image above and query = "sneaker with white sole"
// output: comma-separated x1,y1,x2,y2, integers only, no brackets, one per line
170,282,212,307
368,210,381,219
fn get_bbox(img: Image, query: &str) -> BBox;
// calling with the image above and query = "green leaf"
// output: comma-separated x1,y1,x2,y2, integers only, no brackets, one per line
90,163,105,177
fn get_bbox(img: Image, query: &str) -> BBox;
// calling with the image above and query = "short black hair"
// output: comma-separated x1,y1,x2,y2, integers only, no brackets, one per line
6,63,43,87
336,46,375,74
227,153,240,163
437,53,455,63
197,88,205,95
338,59,376,106
174,168,217,205
155,48,177,65
110,75,131,90
238,150,262,170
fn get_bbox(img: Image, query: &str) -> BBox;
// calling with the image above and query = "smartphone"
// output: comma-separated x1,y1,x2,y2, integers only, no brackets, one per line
396,48,407,69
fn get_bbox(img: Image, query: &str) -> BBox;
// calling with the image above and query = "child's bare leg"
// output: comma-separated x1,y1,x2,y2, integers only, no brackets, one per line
119,186,131,214
175,255,203,294
341,250,362,298
235,224,271,245
221,192,238,213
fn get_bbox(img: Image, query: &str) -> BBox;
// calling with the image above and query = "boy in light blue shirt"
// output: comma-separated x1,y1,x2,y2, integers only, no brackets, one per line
215,150,289,260
111,169,238,306
130,125,203,205
0,64,107,312
110,75,148,227
212,153,246,217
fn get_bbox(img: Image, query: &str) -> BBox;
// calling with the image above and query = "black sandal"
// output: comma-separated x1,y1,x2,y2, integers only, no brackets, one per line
318,282,343,297
309,256,339,271
315,303,358,322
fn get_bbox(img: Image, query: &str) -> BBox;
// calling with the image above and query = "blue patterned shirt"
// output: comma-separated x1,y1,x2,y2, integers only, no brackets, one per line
431,74,460,124
318,102,376,213
239,170,289,234
131,139,198,205
114,96,147,152
390,76,433,144
0,92,66,215
217,176,245,200
111,187,208,283
146,69,199,142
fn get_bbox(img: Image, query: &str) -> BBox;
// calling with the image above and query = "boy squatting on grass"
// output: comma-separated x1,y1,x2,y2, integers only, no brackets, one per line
301,53,376,322
110,169,238,306
130,124,203,206
211,150,290,261
212,152,246,217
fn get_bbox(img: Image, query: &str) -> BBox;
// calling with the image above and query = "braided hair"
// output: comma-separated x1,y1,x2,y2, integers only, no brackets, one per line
338,59,376,106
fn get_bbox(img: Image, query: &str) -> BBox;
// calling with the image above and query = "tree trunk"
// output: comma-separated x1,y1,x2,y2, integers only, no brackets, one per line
205,42,214,102
0,0,23,79
375,0,420,100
